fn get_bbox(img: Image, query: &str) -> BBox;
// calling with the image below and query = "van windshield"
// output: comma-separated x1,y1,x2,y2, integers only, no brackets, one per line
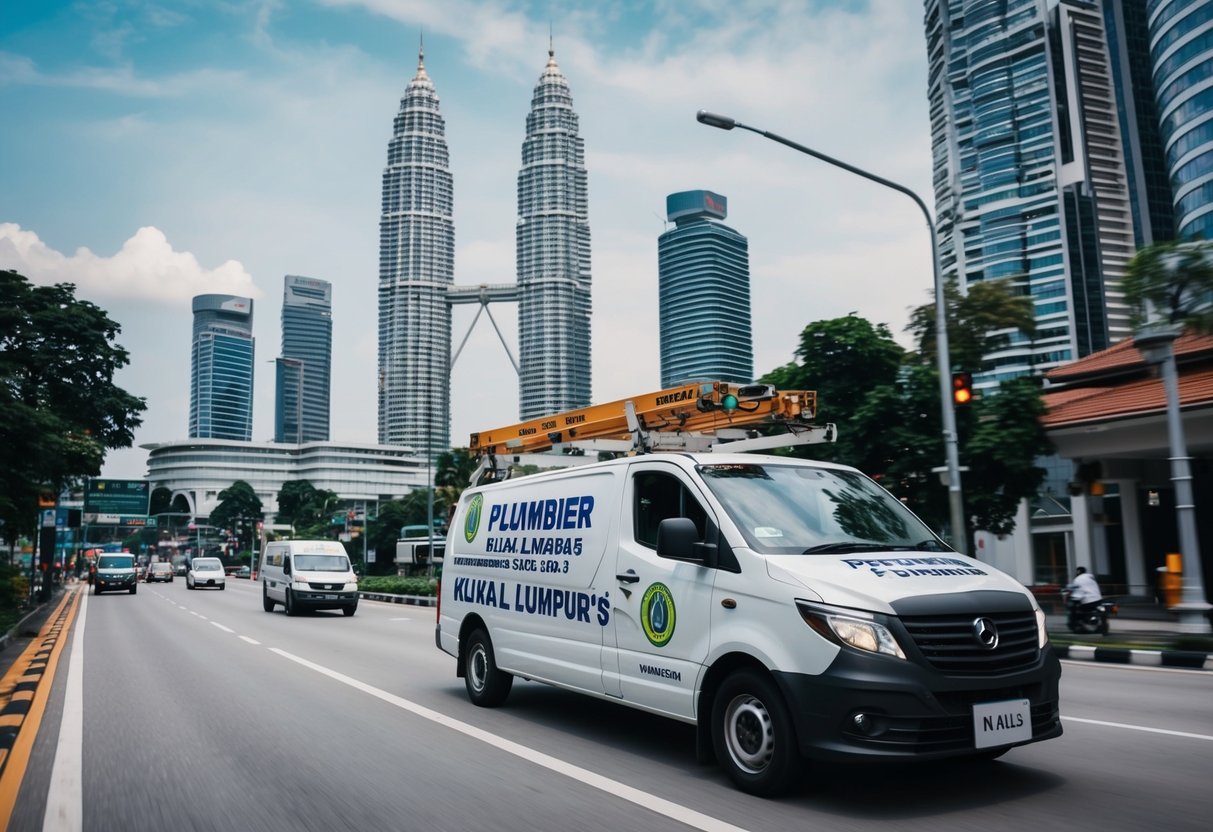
294,555,350,572
696,463,949,555
97,556,133,569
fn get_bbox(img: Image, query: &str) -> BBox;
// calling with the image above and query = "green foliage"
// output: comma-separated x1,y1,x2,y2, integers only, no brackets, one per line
0,270,146,540
762,297,1052,540
357,575,437,596
1123,239,1213,332
274,480,338,536
209,481,263,553
908,277,1035,370
1,562,31,630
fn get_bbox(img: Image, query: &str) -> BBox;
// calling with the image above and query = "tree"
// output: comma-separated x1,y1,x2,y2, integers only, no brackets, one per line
1122,239,1213,331
0,270,146,540
209,481,263,558
435,447,477,513
760,301,1052,541
908,276,1036,370
759,315,904,466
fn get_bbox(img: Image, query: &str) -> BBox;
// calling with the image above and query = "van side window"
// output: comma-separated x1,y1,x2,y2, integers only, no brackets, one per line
634,471,707,549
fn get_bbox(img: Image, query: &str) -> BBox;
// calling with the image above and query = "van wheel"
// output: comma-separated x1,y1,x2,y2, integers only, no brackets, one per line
130,585,137,595
285,588,298,616
342,604,357,617
712,670,802,796
464,629,512,707
262,585,275,612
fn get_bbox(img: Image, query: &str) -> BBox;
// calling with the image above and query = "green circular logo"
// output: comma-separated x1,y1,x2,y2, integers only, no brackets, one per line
464,494,484,543
641,583,676,647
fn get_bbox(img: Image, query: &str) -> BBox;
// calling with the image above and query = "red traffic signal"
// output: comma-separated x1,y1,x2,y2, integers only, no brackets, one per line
951,372,973,406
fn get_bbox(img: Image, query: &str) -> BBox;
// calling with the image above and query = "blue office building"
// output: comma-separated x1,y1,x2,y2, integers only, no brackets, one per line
276,275,332,443
657,190,753,388
1149,0,1213,240
923,0,1137,379
190,295,255,441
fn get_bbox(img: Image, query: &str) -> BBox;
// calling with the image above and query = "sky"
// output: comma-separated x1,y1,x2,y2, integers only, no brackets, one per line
0,0,936,480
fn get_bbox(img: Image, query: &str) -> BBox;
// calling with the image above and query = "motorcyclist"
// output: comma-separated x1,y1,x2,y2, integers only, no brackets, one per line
1064,566,1106,632
1066,566,1102,605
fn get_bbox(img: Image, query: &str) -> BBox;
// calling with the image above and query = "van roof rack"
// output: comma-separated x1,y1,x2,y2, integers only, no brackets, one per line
468,381,836,485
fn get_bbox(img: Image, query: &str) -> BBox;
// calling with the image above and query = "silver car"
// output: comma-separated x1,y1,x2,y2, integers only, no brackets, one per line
187,557,227,590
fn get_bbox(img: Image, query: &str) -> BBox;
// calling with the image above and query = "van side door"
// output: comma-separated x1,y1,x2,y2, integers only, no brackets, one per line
604,461,717,718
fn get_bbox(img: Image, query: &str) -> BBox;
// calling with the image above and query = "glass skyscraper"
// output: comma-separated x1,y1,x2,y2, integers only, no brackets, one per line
923,0,1137,380
377,46,454,455
189,294,254,441
276,275,332,443
516,43,592,419
1148,0,1213,240
657,191,753,387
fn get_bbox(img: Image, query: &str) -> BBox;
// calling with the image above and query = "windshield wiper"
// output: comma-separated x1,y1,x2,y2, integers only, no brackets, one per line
801,542,892,554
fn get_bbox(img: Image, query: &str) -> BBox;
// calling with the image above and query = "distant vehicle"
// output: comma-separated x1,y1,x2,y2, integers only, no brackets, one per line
260,540,358,616
187,558,226,590
94,554,138,595
172,556,188,576
145,562,174,583
233,565,251,579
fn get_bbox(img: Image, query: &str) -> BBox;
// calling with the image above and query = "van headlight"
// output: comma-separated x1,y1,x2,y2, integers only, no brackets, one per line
797,601,907,660
1034,605,1048,649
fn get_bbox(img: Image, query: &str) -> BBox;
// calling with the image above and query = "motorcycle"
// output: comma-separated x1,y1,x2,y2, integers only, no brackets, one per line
1062,589,1118,635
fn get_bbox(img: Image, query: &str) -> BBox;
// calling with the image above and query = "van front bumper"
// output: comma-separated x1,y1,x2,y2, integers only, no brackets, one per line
772,646,1062,761
293,589,358,608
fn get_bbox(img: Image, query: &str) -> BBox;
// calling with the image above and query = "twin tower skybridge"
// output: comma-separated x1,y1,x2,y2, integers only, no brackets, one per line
447,282,521,374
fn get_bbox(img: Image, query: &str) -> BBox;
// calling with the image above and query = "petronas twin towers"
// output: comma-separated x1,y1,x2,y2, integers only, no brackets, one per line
377,44,591,455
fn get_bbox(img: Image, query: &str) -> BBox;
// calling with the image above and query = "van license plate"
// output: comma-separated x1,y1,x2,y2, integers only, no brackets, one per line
972,698,1032,749
321,594,337,600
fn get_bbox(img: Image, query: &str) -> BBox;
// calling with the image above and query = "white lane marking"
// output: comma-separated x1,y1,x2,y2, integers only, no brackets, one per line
210,622,235,634
43,591,87,831
178,605,187,610
1062,715,1213,741
239,636,261,645
269,648,751,832
389,618,412,622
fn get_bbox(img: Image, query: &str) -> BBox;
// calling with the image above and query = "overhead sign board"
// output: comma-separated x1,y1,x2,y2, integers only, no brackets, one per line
84,479,150,517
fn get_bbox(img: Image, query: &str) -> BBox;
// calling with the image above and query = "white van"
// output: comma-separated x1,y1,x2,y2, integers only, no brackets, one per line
437,453,1062,795
260,540,358,616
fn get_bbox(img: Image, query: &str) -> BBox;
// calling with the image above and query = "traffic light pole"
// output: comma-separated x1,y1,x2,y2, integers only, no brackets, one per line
697,111,967,552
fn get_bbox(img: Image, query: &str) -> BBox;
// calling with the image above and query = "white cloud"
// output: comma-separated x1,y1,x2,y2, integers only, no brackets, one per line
0,223,261,305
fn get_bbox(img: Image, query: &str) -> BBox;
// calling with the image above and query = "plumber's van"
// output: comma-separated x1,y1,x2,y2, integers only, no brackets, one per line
436,453,1061,795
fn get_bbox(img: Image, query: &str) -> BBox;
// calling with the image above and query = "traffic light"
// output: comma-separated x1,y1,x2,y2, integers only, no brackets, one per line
951,371,973,406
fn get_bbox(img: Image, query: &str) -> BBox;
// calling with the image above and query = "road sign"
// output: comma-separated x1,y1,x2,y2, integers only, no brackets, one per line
84,479,150,517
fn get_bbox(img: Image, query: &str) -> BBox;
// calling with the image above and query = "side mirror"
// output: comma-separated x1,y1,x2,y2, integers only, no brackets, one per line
657,517,704,562
283,559,292,576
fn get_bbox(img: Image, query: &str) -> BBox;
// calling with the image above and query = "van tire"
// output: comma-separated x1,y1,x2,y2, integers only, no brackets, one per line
285,588,298,616
712,670,802,796
464,629,512,707
342,604,357,617
262,585,275,612
130,585,137,595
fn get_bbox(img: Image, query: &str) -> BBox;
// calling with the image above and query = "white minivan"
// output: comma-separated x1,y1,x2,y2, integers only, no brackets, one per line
260,540,358,616
437,453,1062,795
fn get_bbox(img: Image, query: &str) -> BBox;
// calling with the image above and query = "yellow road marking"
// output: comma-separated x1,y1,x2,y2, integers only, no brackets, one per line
0,587,81,832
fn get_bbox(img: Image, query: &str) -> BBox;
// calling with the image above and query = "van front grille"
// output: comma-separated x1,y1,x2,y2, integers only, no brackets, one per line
900,611,1040,675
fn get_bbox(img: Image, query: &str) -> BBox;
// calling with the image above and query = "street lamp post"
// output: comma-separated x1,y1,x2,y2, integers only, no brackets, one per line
696,111,966,552
1134,323,1211,634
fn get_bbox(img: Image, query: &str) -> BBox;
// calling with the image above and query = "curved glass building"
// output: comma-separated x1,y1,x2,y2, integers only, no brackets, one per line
657,191,753,387
1149,0,1213,240
378,46,453,455
516,44,592,419
190,294,254,441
